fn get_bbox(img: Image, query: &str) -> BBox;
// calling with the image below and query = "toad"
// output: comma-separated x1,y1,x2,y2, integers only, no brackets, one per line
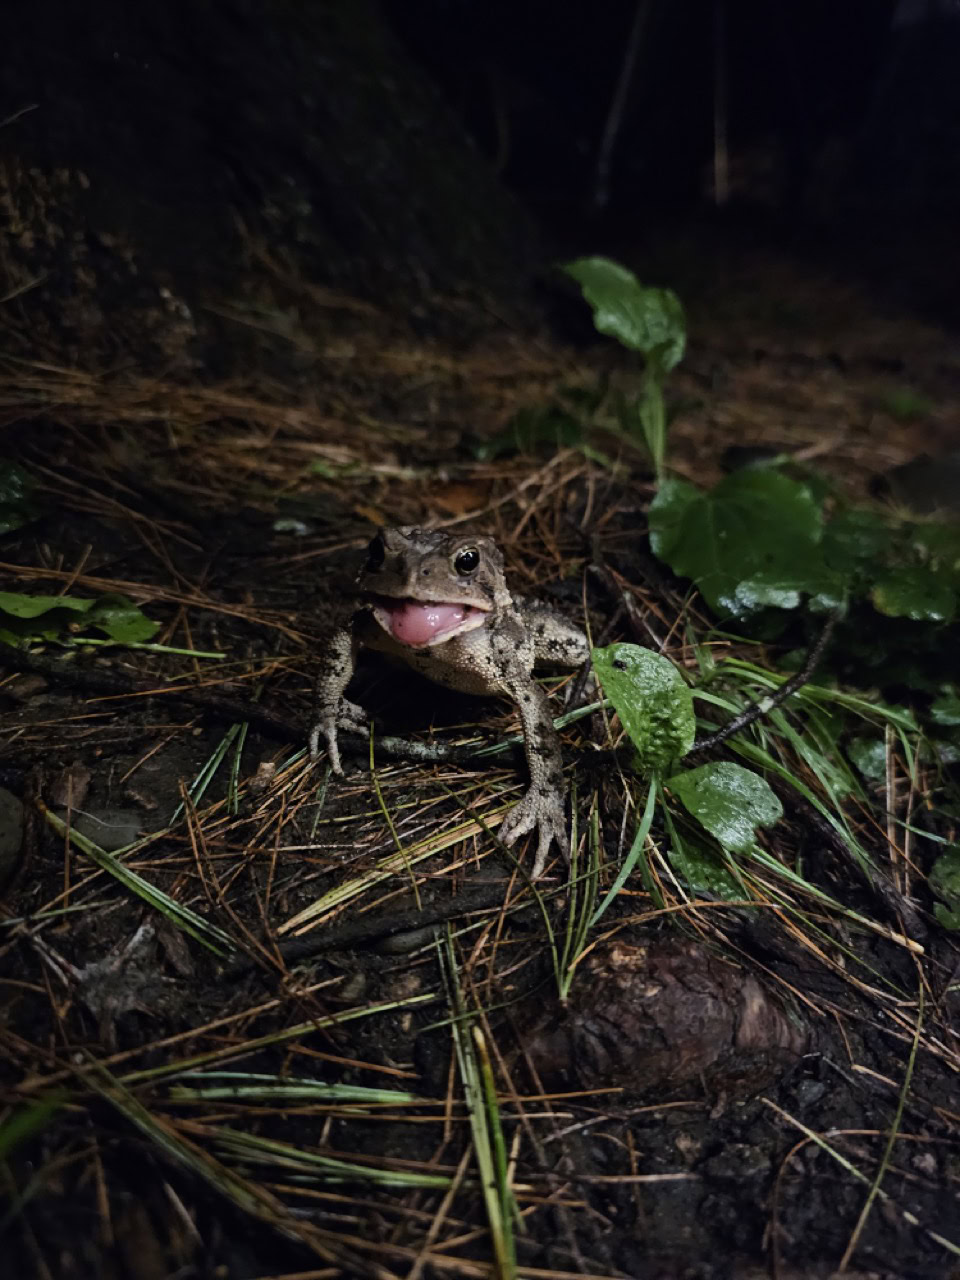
310,526,590,877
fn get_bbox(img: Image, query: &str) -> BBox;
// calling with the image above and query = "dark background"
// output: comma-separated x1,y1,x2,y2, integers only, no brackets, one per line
4,0,960,345
382,0,959,227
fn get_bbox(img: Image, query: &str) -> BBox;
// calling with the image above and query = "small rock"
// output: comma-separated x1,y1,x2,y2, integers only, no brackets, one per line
4,674,48,701
792,1077,828,1109
58,807,144,852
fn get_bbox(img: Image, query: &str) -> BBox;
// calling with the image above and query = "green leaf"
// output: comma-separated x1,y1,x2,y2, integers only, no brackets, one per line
930,688,960,727
933,903,960,930
562,256,686,370
912,520,960,562
666,762,783,854
823,509,960,622
85,595,160,643
847,736,887,782
0,460,33,505
473,404,586,461
666,840,744,899
648,471,844,618
929,847,960,915
0,1095,63,1158
636,381,667,476
0,591,159,644
0,592,96,619
0,460,39,535
822,507,897,579
871,567,955,622
592,642,695,773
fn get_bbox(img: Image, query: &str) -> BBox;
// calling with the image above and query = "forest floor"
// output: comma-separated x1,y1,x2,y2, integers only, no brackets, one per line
1,225,959,1280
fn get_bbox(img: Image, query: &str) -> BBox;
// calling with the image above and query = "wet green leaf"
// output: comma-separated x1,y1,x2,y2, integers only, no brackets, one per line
822,507,896,578
933,903,960,930
85,595,161,643
871,567,955,622
847,736,887,782
666,840,744,898
666,762,783,854
0,591,159,645
930,688,960,727
0,460,39,535
592,642,695,773
929,847,960,913
911,521,960,562
648,471,844,618
0,592,96,619
823,510,960,622
562,257,686,370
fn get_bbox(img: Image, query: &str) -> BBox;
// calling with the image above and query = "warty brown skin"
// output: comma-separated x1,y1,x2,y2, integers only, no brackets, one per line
310,526,590,877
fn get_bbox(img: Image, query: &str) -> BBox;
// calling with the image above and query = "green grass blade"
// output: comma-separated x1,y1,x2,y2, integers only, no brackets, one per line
40,804,235,955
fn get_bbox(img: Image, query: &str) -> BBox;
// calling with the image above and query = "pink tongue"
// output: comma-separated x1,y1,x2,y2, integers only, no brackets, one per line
388,601,467,646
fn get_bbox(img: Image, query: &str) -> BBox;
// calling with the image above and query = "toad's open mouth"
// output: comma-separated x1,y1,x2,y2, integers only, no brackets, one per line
370,597,489,647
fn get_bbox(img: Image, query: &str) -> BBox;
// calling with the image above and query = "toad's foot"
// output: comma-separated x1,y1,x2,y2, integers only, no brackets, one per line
499,783,570,879
308,698,368,773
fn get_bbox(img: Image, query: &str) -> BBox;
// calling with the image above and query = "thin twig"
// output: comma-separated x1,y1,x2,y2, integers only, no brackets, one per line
688,607,842,758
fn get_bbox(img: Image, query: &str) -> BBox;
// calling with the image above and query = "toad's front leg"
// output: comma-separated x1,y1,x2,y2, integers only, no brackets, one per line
309,623,366,774
498,674,570,878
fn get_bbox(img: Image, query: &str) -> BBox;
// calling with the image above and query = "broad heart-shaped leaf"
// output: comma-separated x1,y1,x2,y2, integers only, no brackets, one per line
667,762,783,854
592,642,695,774
562,257,686,371
822,508,960,622
648,470,845,618
821,506,896,578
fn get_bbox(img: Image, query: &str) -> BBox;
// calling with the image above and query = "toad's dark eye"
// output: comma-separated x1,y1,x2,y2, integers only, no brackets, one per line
454,546,480,575
366,535,386,570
